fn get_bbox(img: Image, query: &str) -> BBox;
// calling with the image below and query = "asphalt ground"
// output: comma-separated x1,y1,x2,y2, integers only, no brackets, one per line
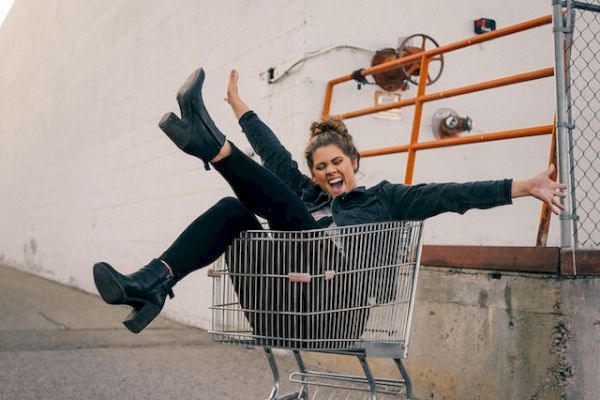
0,264,301,400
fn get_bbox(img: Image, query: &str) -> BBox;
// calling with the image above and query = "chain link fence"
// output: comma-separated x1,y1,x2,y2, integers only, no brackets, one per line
564,0,600,249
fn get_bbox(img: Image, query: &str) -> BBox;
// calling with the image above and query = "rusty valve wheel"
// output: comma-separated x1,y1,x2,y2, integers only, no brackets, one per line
397,33,444,86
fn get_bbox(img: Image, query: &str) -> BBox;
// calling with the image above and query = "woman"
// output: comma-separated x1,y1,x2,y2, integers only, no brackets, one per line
93,67,566,334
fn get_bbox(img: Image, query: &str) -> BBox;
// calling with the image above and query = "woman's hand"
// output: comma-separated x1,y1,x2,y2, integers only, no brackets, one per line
511,164,567,215
225,69,250,120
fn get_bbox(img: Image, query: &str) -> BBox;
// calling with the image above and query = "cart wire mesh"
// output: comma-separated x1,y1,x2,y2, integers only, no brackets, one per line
209,220,423,357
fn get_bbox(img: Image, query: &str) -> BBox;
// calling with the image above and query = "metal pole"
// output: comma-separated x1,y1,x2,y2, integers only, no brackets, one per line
264,347,281,400
357,355,377,400
563,1,580,255
552,0,574,250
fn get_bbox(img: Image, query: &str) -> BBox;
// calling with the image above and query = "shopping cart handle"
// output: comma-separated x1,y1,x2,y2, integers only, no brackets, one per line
288,272,311,283
287,271,336,282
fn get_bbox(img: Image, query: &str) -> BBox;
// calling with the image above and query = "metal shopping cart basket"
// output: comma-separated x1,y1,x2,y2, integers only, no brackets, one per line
209,220,424,400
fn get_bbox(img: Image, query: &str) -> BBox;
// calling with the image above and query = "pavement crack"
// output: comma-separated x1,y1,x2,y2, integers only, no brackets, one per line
38,312,70,330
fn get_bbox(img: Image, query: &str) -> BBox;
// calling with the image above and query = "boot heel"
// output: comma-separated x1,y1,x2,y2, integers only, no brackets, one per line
123,303,161,334
159,67,225,169
158,112,190,149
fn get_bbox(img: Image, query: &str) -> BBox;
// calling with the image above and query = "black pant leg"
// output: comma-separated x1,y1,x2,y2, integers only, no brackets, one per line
161,141,317,278
160,197,262,278
213,144,317,231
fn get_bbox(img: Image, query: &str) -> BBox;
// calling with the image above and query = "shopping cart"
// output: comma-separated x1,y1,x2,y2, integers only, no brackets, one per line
209,220,424,400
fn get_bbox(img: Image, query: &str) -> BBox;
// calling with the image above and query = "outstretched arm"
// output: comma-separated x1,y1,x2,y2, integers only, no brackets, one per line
382,165,567,221
511,164,567,215
225,69,314,196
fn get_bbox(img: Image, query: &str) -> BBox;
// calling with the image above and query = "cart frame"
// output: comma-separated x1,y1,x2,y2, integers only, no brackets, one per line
209,220,424,399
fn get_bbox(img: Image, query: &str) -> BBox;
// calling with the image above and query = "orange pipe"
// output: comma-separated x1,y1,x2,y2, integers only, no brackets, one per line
336,97,417,120
362,15,552,78
335,67,554,120
420,67,554,102
321,14,552,109
420,15,553,59
322,82,334,119
405,55,431,184
414,125,553,150
360,144,410,157
360,125,554,158
536,121,558,246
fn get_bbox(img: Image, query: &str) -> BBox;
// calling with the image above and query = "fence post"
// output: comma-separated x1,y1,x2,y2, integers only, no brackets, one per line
552,0,575,252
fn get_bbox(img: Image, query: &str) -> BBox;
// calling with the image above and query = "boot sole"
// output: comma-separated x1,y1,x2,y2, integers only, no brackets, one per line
176,67,204,118
174,67,224,149
93,262,144,307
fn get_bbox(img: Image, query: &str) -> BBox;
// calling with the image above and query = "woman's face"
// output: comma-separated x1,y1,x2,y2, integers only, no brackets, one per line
311,144,358,198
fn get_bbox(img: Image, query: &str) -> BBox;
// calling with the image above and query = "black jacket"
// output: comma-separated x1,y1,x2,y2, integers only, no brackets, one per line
239,111,512,227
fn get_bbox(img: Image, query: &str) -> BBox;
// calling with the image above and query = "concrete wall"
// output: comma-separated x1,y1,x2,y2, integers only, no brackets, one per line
304,267,600,400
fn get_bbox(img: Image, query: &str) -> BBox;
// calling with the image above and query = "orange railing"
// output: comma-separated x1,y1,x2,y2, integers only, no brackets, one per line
322,15,554,183
321,15,556,245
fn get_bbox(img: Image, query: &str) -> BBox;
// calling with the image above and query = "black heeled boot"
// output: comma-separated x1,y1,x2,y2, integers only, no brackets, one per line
93,259,176,334
158,67,226,170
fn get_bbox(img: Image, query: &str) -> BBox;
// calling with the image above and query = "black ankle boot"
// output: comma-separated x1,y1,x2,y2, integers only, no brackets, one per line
158,67,226,170
93,259,176,334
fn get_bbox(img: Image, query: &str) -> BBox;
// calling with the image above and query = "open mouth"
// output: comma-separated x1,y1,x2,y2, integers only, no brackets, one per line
328,177,344,195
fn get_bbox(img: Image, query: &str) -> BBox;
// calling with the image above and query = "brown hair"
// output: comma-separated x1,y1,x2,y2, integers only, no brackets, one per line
304,118,360,170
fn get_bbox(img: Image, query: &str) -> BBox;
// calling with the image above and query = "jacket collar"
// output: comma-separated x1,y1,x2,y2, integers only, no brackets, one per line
309,184,367,209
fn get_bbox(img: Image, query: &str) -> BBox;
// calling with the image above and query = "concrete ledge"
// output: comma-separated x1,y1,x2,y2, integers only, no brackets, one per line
305,266,600,400
422,245,600,275
559,249,600,275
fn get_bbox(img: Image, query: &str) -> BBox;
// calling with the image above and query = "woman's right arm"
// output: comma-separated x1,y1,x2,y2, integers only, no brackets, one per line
226,70,251,120
238,111,313,194
226,70,313,195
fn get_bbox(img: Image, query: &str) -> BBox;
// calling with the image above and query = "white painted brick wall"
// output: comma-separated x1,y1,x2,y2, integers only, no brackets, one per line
0,0,557,328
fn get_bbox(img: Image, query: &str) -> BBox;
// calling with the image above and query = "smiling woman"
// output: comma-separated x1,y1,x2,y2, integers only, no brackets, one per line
310,143,359,198
93,67,566,334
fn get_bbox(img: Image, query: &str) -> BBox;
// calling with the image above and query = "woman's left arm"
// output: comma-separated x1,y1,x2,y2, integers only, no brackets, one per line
511,164,567,215
381,164,567,221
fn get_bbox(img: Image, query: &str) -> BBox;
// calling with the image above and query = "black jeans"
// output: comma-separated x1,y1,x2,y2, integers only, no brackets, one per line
160,143,318,278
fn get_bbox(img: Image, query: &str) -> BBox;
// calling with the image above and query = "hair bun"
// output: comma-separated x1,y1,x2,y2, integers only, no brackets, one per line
310,118,350,140
305,117,360,171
